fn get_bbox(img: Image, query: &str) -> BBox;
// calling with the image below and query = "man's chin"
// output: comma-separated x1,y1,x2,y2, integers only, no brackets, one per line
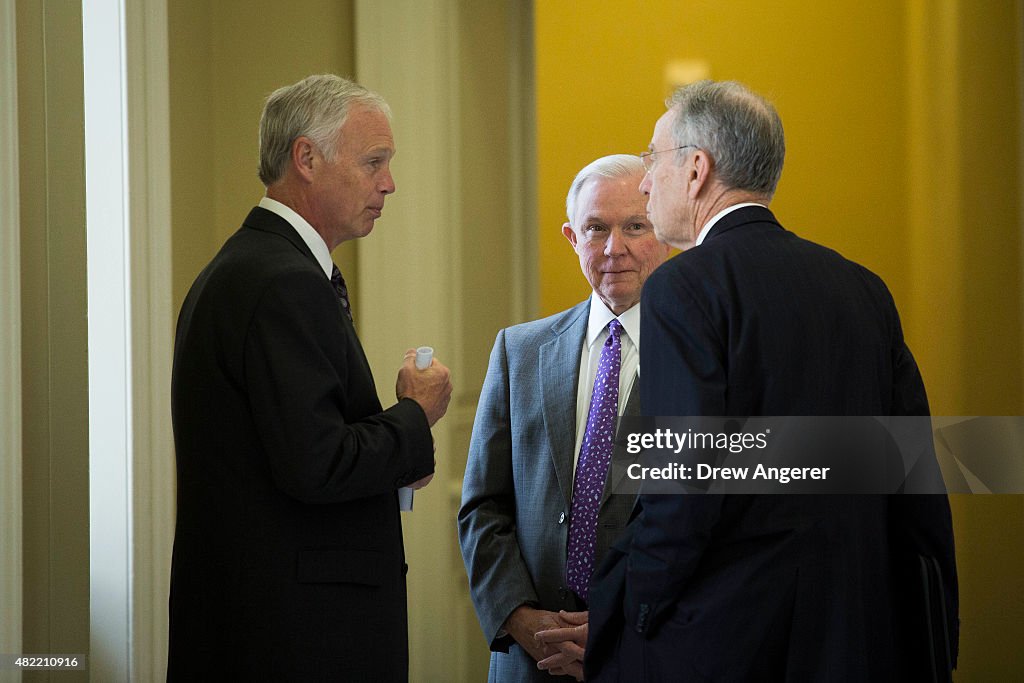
355,221,376,239
599,285,640,311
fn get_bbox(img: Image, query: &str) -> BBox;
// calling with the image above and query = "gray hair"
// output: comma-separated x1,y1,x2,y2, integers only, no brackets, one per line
667,80,785,198
258,74,391,186
565,154,645,225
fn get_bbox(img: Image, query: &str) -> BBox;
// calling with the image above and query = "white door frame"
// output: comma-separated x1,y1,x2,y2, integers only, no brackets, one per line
83,0,174,679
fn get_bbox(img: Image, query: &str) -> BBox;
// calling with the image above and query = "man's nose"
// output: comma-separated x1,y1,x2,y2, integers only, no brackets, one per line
380,168,396,195
604,229,626,256
639,172,651,195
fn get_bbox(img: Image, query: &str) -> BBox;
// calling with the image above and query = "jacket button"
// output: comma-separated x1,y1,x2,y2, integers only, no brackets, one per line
558,511,566,524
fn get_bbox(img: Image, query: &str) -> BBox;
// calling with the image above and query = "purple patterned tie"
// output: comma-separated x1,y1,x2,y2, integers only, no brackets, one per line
566,319,622,602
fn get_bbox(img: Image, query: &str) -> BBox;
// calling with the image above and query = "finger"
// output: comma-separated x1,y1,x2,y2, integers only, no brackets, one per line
535,626,576,643
548,664,583,681
540,638,584,659
536,626,569,643
534,628,563,642
536,651,575,670
559,610,589,625
554,640,585,659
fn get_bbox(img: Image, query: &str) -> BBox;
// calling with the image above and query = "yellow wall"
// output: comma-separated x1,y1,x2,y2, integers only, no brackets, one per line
536,1,1023,678
954,1,1023,415
537,0,916,314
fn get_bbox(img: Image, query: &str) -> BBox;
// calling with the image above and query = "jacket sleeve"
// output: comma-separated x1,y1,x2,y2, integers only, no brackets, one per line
457,329,540,651
884,284,959,667
243,267,434,504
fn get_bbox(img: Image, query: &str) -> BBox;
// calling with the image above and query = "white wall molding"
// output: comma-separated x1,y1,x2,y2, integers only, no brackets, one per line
84,0,173,679
1,0,24,676
83,0,134,677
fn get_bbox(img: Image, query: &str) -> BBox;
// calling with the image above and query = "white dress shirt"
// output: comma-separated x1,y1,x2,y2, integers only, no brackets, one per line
694,202,767,246
259,196,333,279
571,292,640,476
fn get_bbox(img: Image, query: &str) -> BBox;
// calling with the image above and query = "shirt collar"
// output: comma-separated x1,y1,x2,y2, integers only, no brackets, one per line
258,196,334,279
586,292,639,351
695,202,767,246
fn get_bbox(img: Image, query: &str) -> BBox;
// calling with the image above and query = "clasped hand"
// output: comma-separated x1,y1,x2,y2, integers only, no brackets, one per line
506,606,588,681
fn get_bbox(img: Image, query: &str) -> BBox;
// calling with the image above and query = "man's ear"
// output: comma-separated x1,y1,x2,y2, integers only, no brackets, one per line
562,222,579,250
291,136,317,183
688,150,712,198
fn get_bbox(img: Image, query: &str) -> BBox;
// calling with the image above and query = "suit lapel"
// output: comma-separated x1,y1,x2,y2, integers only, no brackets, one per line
539,301,590,509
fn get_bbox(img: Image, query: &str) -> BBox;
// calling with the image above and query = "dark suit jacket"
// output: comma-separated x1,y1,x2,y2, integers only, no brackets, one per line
458,300,639,682
168,207,434,681
585,206,958,682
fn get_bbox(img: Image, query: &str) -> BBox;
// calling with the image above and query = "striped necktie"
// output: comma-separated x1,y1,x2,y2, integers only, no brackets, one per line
330,264,353,323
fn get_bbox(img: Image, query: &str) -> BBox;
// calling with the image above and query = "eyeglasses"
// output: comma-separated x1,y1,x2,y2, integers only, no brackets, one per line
640,145,696,172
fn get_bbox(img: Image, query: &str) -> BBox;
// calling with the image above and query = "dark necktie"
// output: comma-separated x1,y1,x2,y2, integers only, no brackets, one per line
566,318,622,602
331,264,353,323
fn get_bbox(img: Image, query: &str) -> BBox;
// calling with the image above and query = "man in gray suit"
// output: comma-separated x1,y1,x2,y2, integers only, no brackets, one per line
458,154,670,681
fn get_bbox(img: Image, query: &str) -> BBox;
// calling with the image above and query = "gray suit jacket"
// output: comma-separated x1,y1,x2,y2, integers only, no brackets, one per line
458,299,638,682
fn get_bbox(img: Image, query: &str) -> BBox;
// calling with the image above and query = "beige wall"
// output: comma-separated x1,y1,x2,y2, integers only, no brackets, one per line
17,1,90,680
456,2,529,389
536,0,1024,679
169,0,357,313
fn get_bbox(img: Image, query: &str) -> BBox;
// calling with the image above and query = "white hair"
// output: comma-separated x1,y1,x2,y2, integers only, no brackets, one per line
565,154,645,226
258,74,391,186
667,80,785,198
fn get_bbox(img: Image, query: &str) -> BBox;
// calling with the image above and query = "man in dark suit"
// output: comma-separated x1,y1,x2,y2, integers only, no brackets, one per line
585,80,958,681
168,74,453,681
458,155,670,681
